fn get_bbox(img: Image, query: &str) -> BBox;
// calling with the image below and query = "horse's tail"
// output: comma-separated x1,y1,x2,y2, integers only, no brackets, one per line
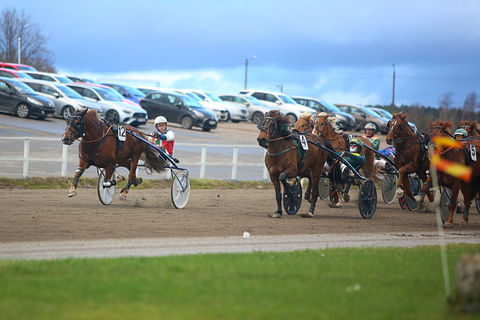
143,147,168,173
357,137,376,178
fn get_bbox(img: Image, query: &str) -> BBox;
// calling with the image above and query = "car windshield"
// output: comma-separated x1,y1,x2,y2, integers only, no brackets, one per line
16,72,34,79
9,80,37,94
93,87,122,101
56,84,84,99
185,92,202,101
124,85,145,98
55,75,73,83
318,100,342,112
278,94,297,104
372,108,393,119
244,95,265,106
204,92,223,102
361,107,384,117
183,95,202,108
17,66,36,71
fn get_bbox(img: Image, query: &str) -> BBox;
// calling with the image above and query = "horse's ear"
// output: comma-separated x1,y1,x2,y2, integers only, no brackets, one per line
79,108,88,117
403,112,408,118
429,119,433,128
446,121,452,128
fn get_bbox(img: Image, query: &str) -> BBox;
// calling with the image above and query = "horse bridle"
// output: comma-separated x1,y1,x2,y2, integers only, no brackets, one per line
259,116,291,142
388,117,418,144
65,114,86,139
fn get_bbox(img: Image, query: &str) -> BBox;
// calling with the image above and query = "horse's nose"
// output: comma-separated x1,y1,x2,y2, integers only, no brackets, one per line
386,138,393,145
257,138,268,149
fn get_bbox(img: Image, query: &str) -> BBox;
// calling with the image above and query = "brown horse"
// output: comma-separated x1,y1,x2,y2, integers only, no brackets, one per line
293,112,315,133
459,120,480,137
312,113,376,178
61,108,166,200
428,120,480,225
386,112,434,203
257,110,328,218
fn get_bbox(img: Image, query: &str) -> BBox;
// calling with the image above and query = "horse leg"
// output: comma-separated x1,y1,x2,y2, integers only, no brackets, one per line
302,174,320,218
68,160,87,197
397,164,415,199
460,184,473,225
444,182,461,226
120,155,144,200
304,177,312,202
270,174,283,218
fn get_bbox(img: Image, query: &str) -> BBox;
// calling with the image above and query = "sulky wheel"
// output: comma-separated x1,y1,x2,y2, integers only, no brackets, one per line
283,177,302,215
318,176,330,200
171,170,190,209
381,173,397,204
439,187,454,223
358,179,377,219
476,195,480,214
329,187,339,205
398,194,407,210
405,175,421,211
97,168,116,205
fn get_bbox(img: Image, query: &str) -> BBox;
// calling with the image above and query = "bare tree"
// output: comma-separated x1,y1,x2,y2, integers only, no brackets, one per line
439,92,453,121
0,8,55,72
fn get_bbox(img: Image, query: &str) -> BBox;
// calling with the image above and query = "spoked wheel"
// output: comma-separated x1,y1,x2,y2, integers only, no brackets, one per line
476,195,480,214
358,179,377,219
318,176,330,200
381,173,397,204
398,195,407,210
439,187,455,223
405,175,421,211
329,187,339,205
97,168,116,205
283,178,302,215
171,170,190,209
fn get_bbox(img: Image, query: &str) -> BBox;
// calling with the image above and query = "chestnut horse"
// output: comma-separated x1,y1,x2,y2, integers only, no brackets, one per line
428,120,480,224
386,112,434,203
459,120,480,137
257,110,328,218
61,108,166,199
312,113,376,178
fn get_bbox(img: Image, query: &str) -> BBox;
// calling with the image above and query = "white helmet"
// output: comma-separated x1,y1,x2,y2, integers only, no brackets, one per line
154,116,168,125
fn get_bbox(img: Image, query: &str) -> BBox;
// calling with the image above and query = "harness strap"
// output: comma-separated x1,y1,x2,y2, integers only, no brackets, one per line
267,146,297,157
81,126,114,143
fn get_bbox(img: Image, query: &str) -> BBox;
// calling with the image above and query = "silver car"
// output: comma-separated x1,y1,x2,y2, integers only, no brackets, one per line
219,94,274,124
20,79,103,119
20,71,73,84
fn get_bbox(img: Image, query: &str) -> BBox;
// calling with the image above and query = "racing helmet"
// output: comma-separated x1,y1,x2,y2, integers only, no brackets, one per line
154,116,168,125
364,122,376,131
349,138,363,152
454,128,467,138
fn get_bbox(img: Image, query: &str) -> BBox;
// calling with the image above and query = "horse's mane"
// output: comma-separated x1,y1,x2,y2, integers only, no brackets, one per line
266,110,291,126
299,112,313,121
430,120,452,130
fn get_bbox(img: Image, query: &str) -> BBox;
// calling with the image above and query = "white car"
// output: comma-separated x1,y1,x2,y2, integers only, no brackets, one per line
183,89,231,121
239,89,316,123
20,71,73,84
67,83,147,126
20,79,103,119
219,94,274,125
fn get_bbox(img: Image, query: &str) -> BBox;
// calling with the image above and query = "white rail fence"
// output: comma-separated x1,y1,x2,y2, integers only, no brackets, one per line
0,137,269,181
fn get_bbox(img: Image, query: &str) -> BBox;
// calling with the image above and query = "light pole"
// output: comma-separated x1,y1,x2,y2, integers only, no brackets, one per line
17,37,21,64
276,83,283,93
244,56,256,90
391,64,396,107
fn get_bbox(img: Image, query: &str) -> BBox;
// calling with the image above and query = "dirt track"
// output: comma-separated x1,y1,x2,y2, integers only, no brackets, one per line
1,187,479,243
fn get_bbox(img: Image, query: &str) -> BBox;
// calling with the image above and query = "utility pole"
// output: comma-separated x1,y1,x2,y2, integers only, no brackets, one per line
17,37,21,64
244,56,256,90
391,64,396,107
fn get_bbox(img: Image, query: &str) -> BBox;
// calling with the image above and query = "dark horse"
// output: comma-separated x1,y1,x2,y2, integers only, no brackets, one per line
429,120,480,225
257,110,328,218
386,112,434,203
61,108,166,199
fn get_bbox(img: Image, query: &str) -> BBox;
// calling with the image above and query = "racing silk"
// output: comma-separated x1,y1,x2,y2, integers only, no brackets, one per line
365,134,380,150
153,128,175,155
343,152,366,171
379,146,395,159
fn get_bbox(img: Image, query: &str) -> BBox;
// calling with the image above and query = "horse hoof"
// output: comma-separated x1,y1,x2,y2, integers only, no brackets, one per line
395,188,404,197
300,212,314,218
116,175,126,182
444,222,453,228
270,213,282,218
68,191,77,197
103,181,113,187
119,194,127,201
461,219,469,225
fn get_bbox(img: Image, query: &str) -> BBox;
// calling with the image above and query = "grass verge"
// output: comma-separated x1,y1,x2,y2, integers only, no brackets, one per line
0,244,479,319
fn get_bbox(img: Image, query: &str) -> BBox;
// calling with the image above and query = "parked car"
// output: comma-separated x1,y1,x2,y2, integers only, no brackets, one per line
67,83,147,126
0,68,35,79
335,103,389,134
368,107,417,132
21,79,104,120
188,90,246,121
0,77,55,119
137,86,164,95
101,83,146,104
21,71,72,84
292,96,356,130
140,91,218,131
0,62,37,71
239,89,316,123
219,94,273,125
66,75,100,84
177,89,229,121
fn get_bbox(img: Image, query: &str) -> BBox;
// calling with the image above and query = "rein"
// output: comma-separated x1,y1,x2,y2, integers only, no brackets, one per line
81,125,114,143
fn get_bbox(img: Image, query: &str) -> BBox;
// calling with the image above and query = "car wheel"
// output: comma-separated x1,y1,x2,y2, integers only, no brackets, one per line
62,106,75,120
16,103,30,118
226,111,231,121
252,112,264,125
286,113,297,124
202,127,211,132
337,120,346,130
105,110,120,124
181,116,193,129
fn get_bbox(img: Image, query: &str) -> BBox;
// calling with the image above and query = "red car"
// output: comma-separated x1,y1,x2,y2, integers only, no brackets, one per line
0,62,37,71
0,68,34,79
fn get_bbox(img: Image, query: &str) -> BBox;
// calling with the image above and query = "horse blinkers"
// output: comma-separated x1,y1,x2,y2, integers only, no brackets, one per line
62,109,87,145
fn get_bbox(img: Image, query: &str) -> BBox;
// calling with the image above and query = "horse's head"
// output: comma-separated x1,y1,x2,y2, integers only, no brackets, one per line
61,108,88,145
257,110,291,148
459,120,480,137
312,112,334,136
427,120,452,139
293,112,314,133
386,112,410,145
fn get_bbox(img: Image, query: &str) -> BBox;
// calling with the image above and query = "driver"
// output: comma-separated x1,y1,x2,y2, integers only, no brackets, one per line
454,128,467,140
364,122,380,150
152,116,175,155
330,138,366,208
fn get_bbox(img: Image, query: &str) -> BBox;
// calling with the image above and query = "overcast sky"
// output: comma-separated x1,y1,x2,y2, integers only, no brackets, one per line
8,0,480,107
